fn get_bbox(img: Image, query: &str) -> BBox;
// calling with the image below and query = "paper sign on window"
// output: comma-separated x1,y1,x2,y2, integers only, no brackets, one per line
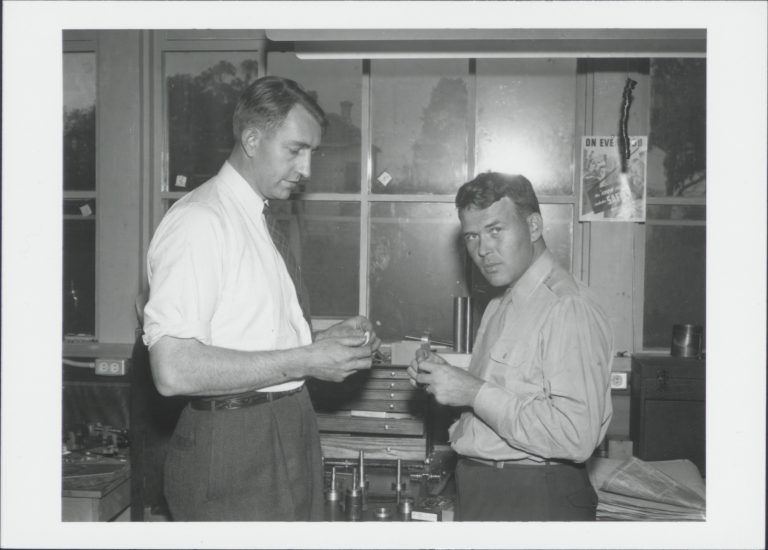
376,171,393,187
580,136,647,222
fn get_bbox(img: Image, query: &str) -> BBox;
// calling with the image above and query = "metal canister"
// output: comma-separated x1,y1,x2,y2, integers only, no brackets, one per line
452,296,473,353
671,324,704,357
345,468,363,521
397,496,414,520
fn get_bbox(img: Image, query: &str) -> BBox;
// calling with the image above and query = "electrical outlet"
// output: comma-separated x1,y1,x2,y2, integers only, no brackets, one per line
610,371,628,390
95,358,127,376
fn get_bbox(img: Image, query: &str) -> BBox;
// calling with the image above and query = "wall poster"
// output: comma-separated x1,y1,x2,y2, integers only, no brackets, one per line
579,135,647,222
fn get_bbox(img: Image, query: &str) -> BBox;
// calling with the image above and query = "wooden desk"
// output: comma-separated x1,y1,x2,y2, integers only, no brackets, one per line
62,459,131,521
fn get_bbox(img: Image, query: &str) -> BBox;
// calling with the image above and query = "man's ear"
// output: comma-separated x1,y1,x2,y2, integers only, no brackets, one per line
241,126,262,157
526,212,543,242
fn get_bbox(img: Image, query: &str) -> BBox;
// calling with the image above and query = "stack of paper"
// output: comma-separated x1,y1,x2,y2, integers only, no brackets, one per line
587,456,706,521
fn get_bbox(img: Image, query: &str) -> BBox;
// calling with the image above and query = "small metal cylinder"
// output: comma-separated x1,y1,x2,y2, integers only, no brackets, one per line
325,466,340,502
345,468,363,521
358,449,367,511
671,324,704,357
398,496,414,519
453,296,473,353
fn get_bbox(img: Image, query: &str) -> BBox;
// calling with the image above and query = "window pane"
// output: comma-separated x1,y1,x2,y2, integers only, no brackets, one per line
643,225,706,348
540,204,574,270
371,60,470,194
63,213,96,339
370,203,465,342
476,59,577,196
648,59,706,198
166,52,259,192
269,200,360,318
267,53,363,193
63,52,96,191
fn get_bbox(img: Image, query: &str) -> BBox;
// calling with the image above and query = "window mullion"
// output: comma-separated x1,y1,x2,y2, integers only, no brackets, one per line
359,59,372,317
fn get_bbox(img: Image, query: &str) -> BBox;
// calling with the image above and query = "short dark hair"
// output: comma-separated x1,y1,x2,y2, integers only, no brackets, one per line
455,172,540,218
233,76,328,140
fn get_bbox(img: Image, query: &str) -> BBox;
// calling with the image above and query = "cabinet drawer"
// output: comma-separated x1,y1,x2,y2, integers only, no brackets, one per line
640,377,705,400
357,378,414,390
316,414,424,436
320,434,427,461
314,399,423,414
368,367,410,380
308,383,423,402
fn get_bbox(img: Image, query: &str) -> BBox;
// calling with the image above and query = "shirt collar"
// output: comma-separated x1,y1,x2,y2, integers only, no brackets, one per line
508,248,557,304
218,160,266,215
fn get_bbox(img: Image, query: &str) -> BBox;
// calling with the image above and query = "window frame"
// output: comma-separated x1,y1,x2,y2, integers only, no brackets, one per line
149,30,268,238
633,58,707,354
264,54,585,329
63,31,100,343
633,199,707,353
148,40,587,331
144,31,705,352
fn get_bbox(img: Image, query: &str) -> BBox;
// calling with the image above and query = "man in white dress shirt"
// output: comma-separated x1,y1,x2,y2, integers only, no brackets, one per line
143,76,379,521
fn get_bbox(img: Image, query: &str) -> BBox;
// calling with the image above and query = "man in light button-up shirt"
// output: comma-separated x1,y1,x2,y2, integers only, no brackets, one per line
144,77,380,521
408,172,613,521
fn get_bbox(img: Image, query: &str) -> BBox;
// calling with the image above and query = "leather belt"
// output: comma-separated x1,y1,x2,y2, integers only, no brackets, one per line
466,456,579,468
190,385,304,411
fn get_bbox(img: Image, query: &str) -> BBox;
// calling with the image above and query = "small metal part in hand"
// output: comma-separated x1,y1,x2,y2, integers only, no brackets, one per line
415,334,430,389
362,330,371,346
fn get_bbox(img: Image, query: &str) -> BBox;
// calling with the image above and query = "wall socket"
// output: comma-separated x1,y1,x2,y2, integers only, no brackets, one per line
95,358,128,376
609,371,628,390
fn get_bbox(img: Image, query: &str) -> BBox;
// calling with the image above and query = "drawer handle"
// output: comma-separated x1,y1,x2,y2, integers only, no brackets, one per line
388,404,395,410
390,371,397,377
389,392,395,399
656,369,668,391
384,424,390,430
389,382,395,389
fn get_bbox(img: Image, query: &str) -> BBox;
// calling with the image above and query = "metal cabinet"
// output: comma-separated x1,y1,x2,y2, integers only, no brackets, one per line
630,354,706,476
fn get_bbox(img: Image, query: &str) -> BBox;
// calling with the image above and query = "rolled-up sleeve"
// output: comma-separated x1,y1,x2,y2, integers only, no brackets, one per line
472,295,613,462
143,203,224,349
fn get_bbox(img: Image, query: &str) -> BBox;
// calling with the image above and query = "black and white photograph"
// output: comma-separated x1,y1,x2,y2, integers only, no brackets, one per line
2,1,766,549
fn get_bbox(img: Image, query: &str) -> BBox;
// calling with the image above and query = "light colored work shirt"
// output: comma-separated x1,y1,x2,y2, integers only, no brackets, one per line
143,161,311,393
449,249,613,463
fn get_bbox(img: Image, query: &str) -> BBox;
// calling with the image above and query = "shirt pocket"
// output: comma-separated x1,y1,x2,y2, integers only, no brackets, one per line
488,340,542,388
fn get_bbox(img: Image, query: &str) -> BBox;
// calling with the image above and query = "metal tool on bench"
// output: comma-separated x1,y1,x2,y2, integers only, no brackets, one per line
325,466,340,502
358,449,368,511
392,459,406,503
345,467,363,521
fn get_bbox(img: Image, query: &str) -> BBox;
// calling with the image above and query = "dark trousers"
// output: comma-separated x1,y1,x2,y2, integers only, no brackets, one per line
164,388,324,521
455,457,597,521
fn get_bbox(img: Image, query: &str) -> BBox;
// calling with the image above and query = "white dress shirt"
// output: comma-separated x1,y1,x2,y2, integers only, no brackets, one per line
143,161,311,392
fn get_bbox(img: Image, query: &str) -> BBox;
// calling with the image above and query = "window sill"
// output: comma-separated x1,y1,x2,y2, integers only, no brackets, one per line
63,341,134,359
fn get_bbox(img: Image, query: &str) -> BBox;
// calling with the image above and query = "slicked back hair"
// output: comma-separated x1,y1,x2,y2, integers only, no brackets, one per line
455,172,541,219
233,76,328,140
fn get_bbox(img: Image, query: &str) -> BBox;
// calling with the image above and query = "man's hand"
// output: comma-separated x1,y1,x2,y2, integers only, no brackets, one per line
407,352,484,407
315,315,382,352
304,331,375,383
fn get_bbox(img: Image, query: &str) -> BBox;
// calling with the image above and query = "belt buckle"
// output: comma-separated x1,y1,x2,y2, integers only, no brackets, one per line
222,398,242,410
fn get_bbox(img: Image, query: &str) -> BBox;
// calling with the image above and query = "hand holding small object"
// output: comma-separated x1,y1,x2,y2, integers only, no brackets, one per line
315,316,381,351
407,353,483,407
